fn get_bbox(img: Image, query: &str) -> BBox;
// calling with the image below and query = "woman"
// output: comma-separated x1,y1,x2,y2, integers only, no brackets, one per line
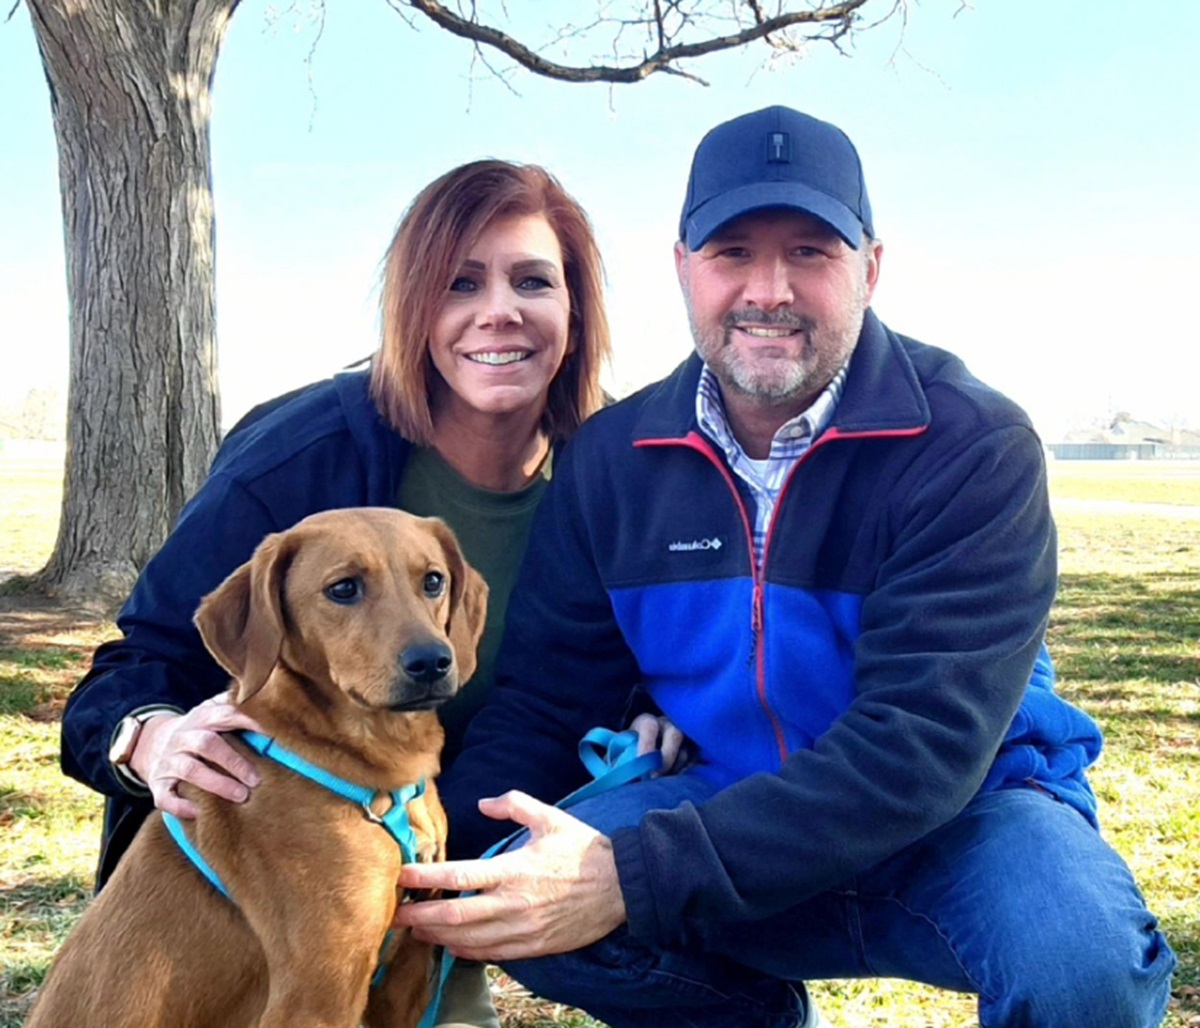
60,159,611,1028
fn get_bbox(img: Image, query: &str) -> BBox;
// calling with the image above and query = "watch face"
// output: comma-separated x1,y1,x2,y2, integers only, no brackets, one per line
109,717,140,765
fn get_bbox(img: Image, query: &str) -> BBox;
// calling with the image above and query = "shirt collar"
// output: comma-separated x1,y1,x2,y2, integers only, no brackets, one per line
696,362,849,468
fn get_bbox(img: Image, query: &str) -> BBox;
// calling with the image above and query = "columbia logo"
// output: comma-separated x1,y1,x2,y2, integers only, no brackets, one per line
668,537,724,553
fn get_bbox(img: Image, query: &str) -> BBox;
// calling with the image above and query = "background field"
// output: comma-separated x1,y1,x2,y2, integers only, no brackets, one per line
2,451,1197,1027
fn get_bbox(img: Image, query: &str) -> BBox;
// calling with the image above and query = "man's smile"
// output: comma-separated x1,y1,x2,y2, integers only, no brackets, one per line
738,325,799,339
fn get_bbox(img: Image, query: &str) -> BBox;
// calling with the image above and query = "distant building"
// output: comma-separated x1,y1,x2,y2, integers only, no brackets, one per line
1047,414,1200,460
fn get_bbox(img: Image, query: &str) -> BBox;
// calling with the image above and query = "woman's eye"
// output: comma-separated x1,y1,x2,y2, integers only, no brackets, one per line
423,571,446,598
448,276,478,293
324,578,363,605
516,275,552,291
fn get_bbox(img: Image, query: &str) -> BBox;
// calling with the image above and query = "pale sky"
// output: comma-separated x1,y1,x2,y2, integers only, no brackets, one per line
2,1,1198,440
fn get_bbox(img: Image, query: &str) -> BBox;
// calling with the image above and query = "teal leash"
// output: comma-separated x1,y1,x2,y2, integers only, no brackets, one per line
416,727,663,1028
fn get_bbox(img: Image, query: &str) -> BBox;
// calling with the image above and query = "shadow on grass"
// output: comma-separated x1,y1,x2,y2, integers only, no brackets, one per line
1050,571,1200,693
1165,917,1200,1017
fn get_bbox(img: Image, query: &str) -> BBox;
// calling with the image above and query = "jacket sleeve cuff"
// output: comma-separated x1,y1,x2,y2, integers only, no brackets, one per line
611,825,664,946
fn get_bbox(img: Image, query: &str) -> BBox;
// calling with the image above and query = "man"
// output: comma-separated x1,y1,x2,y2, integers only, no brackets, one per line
396,106,1176,1027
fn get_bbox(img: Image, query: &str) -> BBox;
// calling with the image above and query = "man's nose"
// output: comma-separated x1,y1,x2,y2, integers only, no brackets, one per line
742,257,794,310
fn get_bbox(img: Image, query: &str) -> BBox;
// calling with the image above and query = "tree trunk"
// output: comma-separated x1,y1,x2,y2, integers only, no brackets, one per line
26,0,239,606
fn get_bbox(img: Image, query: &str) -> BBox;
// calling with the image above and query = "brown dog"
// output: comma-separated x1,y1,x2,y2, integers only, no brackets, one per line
28,507,488,1028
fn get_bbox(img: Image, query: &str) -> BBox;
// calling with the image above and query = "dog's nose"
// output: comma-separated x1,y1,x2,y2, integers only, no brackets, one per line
400,642,454,686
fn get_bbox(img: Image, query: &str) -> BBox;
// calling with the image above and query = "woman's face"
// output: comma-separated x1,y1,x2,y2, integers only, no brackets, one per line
428,212,572,427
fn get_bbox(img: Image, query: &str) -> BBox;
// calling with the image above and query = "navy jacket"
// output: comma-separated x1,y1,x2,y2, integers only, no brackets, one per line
61,370,411,882
439,312,1102,949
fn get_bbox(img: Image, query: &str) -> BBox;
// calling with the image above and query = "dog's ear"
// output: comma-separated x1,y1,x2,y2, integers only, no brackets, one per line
428,519,489,684
194,532,291,703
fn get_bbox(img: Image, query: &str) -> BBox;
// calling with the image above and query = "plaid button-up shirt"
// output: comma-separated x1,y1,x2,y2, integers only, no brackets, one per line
696,363,848,562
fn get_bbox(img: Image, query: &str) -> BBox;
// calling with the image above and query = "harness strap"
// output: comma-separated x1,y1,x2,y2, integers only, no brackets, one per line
162,812,231,900
241,730,377,806
241,730,425,863
164,731,426,893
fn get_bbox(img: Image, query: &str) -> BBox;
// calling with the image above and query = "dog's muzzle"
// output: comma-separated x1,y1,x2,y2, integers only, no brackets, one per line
388,641,458,711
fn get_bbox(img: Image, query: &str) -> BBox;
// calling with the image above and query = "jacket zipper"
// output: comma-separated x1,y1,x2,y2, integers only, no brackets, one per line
637,432,787,764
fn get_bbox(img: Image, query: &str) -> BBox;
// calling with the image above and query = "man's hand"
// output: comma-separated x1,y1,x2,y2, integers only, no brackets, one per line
131,692,264,818
393,791,626,962
629,713,690,774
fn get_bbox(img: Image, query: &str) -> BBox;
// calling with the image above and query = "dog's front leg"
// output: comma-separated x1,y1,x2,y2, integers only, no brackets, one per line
256,949,380,1028
226,809,402,1028
363,933,436,1028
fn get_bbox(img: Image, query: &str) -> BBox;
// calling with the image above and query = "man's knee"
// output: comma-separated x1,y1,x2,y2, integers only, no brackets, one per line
981,925,1176,1028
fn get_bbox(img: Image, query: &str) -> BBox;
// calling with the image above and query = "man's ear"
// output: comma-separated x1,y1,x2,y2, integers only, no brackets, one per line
863,239,884,307
674,240,689,291
194,533,291,703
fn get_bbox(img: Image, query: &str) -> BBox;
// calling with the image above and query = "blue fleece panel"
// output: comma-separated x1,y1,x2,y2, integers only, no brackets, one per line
611,580,862,786
983,648,1102,824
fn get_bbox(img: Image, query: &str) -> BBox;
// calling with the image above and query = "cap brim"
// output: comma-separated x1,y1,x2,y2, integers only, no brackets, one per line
685,182,863,250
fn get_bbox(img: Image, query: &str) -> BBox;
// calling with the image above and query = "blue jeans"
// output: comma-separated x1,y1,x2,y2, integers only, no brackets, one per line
502,776,1176,1028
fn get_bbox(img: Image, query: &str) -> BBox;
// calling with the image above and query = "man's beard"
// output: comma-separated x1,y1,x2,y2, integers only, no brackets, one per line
689,302,866,405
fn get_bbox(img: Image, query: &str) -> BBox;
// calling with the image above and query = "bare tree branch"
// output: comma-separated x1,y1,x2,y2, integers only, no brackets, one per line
390,0,889,85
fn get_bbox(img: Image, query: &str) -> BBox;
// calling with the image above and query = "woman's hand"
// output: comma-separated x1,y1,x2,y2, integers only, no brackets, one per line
129,692,265,818
628,713,692,776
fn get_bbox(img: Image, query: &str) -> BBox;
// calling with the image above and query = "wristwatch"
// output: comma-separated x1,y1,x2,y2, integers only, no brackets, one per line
108,706,179,790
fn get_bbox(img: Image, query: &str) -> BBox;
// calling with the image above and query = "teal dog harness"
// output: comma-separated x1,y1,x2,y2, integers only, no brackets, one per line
162,729,427,899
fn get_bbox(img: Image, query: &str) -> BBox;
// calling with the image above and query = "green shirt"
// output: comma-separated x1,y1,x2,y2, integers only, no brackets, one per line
397,446,551,763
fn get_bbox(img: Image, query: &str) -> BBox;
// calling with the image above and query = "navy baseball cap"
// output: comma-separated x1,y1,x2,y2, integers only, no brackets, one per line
679,106,873,250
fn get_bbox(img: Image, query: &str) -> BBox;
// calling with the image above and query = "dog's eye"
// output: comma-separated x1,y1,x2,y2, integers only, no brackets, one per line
423,571,446,598
324,578,362,605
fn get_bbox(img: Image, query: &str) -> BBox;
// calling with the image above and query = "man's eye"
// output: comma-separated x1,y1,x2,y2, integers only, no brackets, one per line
324,578,363,605
423,571,446,598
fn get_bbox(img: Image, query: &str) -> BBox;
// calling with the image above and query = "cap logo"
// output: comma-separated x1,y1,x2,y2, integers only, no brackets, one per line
767,131,790,164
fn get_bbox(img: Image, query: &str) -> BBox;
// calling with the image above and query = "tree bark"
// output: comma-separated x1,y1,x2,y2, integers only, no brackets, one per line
26,0,239,605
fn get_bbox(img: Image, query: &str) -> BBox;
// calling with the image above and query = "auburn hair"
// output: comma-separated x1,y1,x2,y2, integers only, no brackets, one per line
371,160,611,444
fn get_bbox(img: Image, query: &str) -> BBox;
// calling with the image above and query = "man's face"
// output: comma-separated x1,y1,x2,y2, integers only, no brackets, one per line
676,209,881,413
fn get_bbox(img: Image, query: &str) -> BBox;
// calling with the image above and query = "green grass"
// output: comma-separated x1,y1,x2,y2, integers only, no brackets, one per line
2,458,1198,1026
1048,460,1200,507
1,683,101,1026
